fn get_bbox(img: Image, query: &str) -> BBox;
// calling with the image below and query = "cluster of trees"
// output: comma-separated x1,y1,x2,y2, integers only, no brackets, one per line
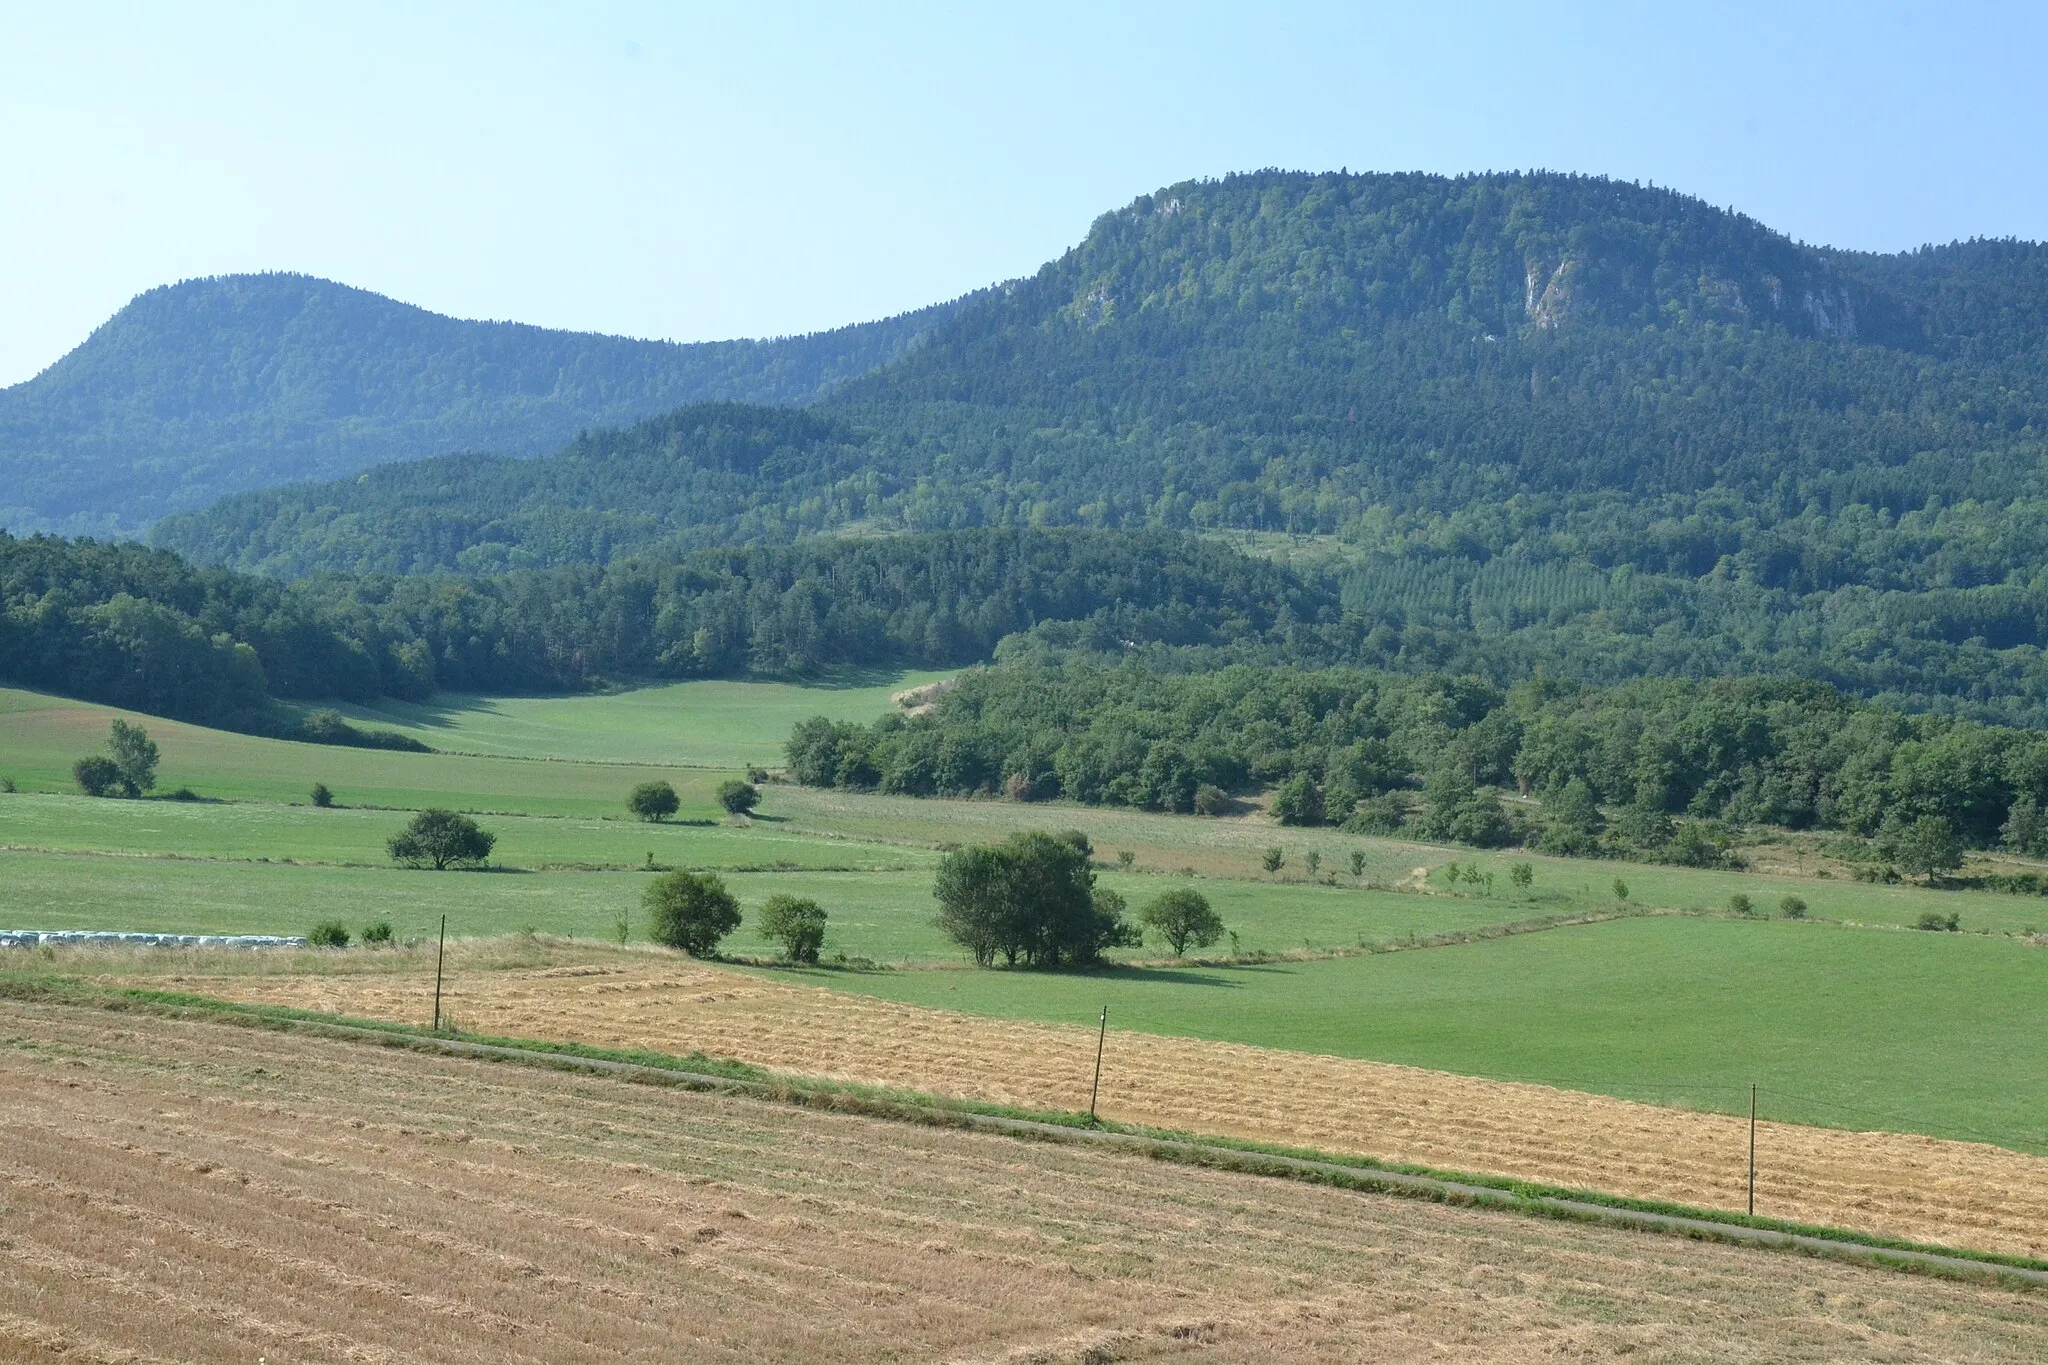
791,660,2048,864
932,830,1224,967
72,720,160,798
640,871,827,963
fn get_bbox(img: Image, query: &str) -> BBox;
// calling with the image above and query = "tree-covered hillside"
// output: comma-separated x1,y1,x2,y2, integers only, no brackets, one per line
1,528,1313,725
160,172,2048,588
0,273,969,537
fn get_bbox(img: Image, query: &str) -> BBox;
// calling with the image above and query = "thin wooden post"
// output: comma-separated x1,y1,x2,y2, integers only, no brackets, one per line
1088,1006,1108,1122
432,915,447,1032
1748,1083,1757,1215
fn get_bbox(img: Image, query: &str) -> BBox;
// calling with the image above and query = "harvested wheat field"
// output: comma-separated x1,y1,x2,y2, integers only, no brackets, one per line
182,950,2048,1261
5,999,2048,1364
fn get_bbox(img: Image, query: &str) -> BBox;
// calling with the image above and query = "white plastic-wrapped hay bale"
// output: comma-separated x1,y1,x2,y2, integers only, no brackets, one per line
0,930,307,949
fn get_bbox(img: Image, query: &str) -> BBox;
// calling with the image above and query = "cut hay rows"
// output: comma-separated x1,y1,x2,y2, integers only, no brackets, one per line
6,1000,2048,1362
194,960,2048,1261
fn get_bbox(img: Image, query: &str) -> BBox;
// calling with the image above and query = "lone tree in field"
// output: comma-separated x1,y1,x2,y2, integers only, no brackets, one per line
1260,847,1284,875
387,809,497,870
644,871,741,956
627,780,680,822
1140,888,1223,957
934,830,1137,968
716,779,760,816
1895,815,1964,882
107,720,159,798
73,755,121,797
757,894,827,963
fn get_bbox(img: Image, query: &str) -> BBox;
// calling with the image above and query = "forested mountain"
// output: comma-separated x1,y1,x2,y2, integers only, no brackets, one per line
0,273,969,537
161,172,2048,582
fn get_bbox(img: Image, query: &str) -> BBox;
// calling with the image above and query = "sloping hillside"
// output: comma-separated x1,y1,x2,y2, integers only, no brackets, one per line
160,172,2048,585
0,273,966,535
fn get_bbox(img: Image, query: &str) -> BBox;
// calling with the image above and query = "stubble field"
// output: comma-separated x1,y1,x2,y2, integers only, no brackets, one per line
7,997,2048,1364
170,945,2048,1259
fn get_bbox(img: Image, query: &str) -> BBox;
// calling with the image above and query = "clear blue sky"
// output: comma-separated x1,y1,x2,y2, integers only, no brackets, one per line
2,0,2043,386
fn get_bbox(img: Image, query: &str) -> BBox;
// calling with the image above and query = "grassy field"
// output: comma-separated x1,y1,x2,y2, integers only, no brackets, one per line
13,678,2048,1160
15,1002,2041,1363
0,790,918,871
332,668,954,766
0,847,1531,962
789,913,2048,1152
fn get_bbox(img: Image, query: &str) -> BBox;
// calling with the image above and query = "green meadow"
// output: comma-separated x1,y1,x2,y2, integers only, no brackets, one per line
784,914,2048,1153
9,677,2048,1152
331,669,955,767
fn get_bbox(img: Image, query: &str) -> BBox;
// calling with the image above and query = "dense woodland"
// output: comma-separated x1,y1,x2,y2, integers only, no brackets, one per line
0,528,1315,723
1,274,969,536
789,661,2048,867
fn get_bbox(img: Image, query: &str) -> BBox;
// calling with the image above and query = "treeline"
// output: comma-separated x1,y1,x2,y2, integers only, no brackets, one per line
32,520,2048,745
0,527,1320,724
787,661,2048,860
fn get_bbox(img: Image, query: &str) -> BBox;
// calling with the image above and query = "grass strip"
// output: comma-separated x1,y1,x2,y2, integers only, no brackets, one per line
5,972,2045,1288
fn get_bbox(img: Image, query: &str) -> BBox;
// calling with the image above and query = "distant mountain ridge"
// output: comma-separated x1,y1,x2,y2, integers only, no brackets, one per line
0,273,971,535
156,171,2048,586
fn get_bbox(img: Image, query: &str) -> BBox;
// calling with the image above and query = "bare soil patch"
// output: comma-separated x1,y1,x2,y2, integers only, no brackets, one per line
186,954,2048,1260
6,999,2048,1363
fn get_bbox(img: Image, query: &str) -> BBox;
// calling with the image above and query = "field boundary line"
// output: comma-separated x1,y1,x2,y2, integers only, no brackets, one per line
9,980,2047,1292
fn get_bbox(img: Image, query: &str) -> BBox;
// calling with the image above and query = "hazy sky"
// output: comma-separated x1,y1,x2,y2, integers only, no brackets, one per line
3,0,2043,386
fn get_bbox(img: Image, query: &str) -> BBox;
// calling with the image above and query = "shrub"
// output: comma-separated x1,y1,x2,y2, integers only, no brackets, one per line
73,755,121,797
716,779,761,816
1666,822,1732,869
1509,862,1534,890
1916,911,1961,932
387,809,496,869
361,919,394,945
0,776,16,793
311,782,334,808
107,719,159,797
1349,850,1367,878
1271,773,1325,826
1193,783,1230,816
1341,792,1407,836
1116,849,1136,869
169,787,198,801
757,894,827,963
308,920,351,948
1260,846,1284,874
645,871,741,956
1304,850,1322,877
1728,892,1754,917
1779,895,1807,919
1140,888,1223,957
627,780,680,822
1611,877,1630,902
745,766,771,785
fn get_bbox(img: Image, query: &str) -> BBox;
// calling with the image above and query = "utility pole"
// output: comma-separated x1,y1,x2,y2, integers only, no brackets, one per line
433,915,447,1032
1748,1083,1757,1216
1089,1006,1108,1123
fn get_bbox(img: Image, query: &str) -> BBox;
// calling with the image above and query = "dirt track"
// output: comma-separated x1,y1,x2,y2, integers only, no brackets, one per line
191,956,2048,1260
7,999,2048,1363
